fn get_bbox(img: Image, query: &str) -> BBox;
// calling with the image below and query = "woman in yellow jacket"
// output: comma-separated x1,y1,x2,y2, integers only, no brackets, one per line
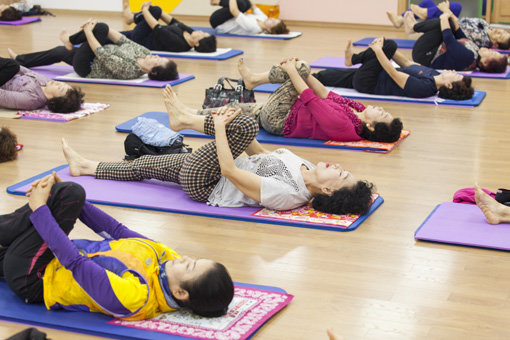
0,173,234,320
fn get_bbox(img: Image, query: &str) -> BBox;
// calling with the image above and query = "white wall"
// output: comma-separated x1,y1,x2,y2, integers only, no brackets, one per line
37,0,122,11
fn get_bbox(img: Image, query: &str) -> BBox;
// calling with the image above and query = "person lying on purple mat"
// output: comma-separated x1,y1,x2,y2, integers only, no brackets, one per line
387,0,462,30
0,4,22,21
9,19,178,81
0,57,83,112
0,172,234,319
62,85,375,216
475,184,510,225
406,12,507,73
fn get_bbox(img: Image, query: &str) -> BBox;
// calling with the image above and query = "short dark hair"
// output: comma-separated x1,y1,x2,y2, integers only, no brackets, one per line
178,262,234,317
479,55,508,73
269,20,289,35
496,36,510,50
195,35,217,53
0,127,18,163
0,7,22,21
46,87,84,113
360,118,403,143
438,76,474,100
312,180,374,216
149,60,178,81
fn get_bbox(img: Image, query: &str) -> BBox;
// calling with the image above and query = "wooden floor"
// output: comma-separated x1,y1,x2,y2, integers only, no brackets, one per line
1,10,510,340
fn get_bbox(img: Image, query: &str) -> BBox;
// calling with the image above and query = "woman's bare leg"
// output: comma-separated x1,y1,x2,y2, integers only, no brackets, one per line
404,11,417,34
344,40,354,66
163,85,206,133
237,58,270,90
475,184,510,224
387,11,404,28
410,4,428,20
122,1,134,25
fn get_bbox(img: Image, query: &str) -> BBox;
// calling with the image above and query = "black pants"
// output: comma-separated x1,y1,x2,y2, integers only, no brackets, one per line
122,6,162,50
0,182,85,303
0,57,20,86
210,0,251,28
412,18,444,66
313,39,398,94
15,23,110,77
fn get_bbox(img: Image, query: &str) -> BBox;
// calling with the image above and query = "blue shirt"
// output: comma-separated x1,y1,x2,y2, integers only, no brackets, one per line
374,65,439,98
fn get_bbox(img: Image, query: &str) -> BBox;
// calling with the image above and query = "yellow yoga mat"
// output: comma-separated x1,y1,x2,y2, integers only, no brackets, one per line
129,0,183,13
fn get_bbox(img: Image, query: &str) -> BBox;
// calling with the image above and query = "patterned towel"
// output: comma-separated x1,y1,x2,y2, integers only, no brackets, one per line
17,103,109,122
324,129,411,153
253,194,380,228
108,285,293,340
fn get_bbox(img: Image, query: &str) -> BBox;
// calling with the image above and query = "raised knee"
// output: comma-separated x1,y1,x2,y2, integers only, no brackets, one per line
296,60,311,78
93,22,109,35
149,5,162,18
52,182,86,206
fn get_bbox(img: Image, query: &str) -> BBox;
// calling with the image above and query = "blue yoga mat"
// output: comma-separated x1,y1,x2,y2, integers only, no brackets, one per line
190,26,302,40
0,280,285,340
114,111,407,153
7,166,383,232
253,84,486,107
151,48,243,60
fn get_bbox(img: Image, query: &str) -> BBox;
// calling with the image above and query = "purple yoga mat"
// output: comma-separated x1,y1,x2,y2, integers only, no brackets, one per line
310,57,360,69
30,65,194,88
0,16,40,25
415,202,510,251
462,66,510,79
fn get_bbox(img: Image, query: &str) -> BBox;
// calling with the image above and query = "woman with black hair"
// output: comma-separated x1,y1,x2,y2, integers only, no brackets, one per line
122,2,216,53
0,4,22,21
222,57,403,143
10,20,178,81
314,38,474,101
0,173,234,319
62,85,375,216
0,57,83,112
0,127,18,163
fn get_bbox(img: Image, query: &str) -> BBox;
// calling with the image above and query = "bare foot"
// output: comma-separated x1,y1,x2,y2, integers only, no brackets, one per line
59,30,73,51
344,40,353,66
474,184,510,224
62,138,98,177
410,4,427,20
210,0,220,5
163,85,195,131
7,48,17,59
122,5,134,25
386,11,404,28
404,11,417,35
237,58,257,90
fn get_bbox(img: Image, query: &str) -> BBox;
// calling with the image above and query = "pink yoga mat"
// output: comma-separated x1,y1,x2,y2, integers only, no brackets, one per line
415,202,510,251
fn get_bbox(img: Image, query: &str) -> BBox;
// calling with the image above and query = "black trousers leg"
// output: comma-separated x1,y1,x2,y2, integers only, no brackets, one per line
0,58,20,86
15,46,75,68
210,0,251,28
1,182,85,303
313,69,357,88
412,18,443,66
351,39,398,94
123,6,162,49
69,23,110,77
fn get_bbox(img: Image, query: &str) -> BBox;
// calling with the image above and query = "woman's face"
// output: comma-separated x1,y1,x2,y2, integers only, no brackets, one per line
313,162,357,194
479,48,505,65
44,81,72,99
142,55,168,70
362,105,394,125
191,31,211,46
166,256,215,291
488,29,510,47
264,18,281,31
439,70,463,87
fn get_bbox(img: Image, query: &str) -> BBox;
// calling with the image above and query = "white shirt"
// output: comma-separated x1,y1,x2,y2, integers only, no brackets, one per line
215,7,267,35
208,148,315,211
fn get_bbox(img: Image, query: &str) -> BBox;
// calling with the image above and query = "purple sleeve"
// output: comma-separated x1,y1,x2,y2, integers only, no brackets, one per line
79,201,151,240
30,206,141,317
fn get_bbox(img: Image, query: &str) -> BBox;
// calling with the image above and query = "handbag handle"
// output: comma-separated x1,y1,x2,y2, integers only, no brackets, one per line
217,77,244,90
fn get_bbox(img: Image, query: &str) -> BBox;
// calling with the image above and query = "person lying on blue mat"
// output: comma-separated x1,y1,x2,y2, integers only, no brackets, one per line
475,184,510,225
62,85,375,215
9,20,178,81
0,172,234,320
122,2,217,53
314,38,474,100
406,12,507,73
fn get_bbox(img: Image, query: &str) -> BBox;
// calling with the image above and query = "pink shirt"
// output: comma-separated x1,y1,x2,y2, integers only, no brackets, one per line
283,89,365,141
0,66,48,110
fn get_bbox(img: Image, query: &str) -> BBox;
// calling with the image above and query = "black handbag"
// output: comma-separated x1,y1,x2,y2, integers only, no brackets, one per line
123,133,191,160
202,77,256,109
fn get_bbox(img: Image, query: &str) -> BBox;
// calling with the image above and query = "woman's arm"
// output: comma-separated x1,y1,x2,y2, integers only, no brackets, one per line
141,3,159,29
280,58,309,95
107,28,125,45
160,12,174,25
83,21,103,53
0,88,44,110
371,37,409,90
245,139,271,156
214,109,262,202
305,74,330,99
228,0,242,18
